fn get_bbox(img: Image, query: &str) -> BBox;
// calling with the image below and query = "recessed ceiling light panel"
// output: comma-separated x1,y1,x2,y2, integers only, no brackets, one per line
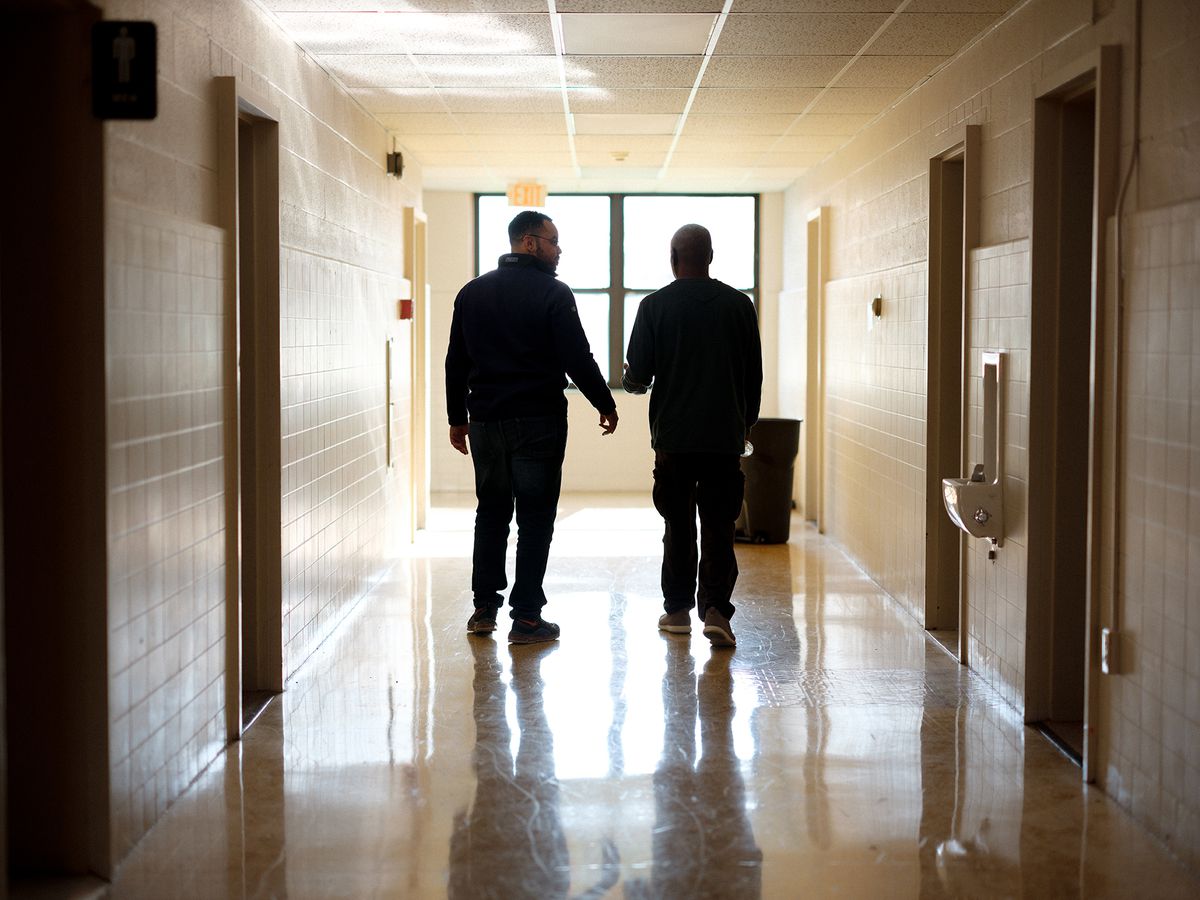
560,14,716,56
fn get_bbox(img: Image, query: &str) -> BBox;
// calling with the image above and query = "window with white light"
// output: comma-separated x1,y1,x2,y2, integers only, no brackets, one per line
476,193,758,385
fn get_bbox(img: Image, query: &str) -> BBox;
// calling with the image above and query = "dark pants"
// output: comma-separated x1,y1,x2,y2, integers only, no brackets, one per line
468,416,567,620
652,451,744,621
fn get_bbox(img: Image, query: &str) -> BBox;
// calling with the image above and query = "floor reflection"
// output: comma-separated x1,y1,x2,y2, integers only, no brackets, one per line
624,642,762,899
449,641,571,899
105,499,1200,899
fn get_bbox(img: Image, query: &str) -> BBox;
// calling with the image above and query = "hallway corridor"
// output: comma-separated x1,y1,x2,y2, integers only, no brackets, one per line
108,497,1199,898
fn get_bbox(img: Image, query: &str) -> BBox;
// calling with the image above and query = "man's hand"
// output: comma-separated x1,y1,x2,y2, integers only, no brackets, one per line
449,424,469,455
599,410,619,435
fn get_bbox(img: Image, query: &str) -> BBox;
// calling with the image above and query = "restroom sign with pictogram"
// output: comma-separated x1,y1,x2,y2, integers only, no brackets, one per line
92,21,157,120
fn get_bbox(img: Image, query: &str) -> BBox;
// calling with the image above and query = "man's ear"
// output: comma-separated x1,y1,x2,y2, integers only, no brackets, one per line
670,247,678,271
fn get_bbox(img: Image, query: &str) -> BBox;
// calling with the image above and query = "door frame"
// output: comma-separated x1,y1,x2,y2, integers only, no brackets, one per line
405,207,429,537
217,76,283,740
925,125,980,661
805,207,828,532
1025,47,1120,781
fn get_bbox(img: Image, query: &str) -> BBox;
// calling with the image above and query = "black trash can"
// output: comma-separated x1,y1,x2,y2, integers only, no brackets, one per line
735,417,802,544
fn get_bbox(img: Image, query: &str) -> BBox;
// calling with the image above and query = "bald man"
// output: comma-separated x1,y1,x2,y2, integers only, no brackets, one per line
623,224,763,647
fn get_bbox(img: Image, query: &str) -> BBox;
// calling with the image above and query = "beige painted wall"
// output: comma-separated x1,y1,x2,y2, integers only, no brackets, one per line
99,0,422,863
780,0,1200,870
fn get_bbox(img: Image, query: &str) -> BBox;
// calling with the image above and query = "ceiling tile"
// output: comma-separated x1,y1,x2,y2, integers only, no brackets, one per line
354,88,446,113
353,87,564,114
754,150,834,167
569,89,691,115
702,56,847,88
396,133,571,153
577,150,668,167
557,1,723,10
783,113,874,134
837,54,948,87
680,114,797,135
715,14,890,55
264,2,548,10
410,55,561,88
732,2,899,10
690,88,821,115
906,1,1018,11
675,133,781,152
422,169,504,191
484,165,581,180
376,112,460,134
565,56,702,89
272,12,554,55
801,85,902,115
770,133,849,153
655,169,758,187
320,54,425,88
740,168,815,189
578,166,663,181
807,86,904,115
574,134,674,152
379,112,568,134
561,14,717,55
572,113,680,134
870,12,1002,55
669,151,777,168
415,151,575,168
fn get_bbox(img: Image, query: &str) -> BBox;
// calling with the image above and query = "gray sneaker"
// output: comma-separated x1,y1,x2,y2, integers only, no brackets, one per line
702,608,736,647
658,610,692,634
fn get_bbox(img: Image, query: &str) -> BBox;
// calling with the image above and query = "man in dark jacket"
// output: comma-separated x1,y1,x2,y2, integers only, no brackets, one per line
447,210,618,644
623,224,762,647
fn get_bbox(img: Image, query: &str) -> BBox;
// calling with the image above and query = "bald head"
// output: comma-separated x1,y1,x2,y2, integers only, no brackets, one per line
670,224,713,278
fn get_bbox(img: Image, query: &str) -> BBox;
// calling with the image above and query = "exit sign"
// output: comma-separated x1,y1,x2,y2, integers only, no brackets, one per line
507,182,547,207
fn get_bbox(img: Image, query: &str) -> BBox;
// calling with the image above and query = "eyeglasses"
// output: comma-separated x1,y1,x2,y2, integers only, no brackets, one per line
523,233,559,247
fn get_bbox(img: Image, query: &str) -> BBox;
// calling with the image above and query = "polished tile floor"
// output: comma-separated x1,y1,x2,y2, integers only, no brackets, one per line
110,495,1200,898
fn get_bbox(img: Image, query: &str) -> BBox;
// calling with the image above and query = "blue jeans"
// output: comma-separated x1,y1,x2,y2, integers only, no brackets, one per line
468,416,568,619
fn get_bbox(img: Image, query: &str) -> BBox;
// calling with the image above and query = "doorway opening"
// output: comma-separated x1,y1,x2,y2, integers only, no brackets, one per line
804,208,827,531
1033,86,1095,763
925,126,979,662
1026,47,1120,777
219,79,283,737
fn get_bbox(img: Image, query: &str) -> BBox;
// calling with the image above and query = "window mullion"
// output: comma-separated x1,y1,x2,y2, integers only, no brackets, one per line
608,194,624,388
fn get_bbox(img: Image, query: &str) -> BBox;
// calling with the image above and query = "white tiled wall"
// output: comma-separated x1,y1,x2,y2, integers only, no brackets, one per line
1099,199,1200,864
780,0,1200,870
106,202,228,860
964,241,1030,710
823,264,928,622
99,0,422,862
280,251,410,673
